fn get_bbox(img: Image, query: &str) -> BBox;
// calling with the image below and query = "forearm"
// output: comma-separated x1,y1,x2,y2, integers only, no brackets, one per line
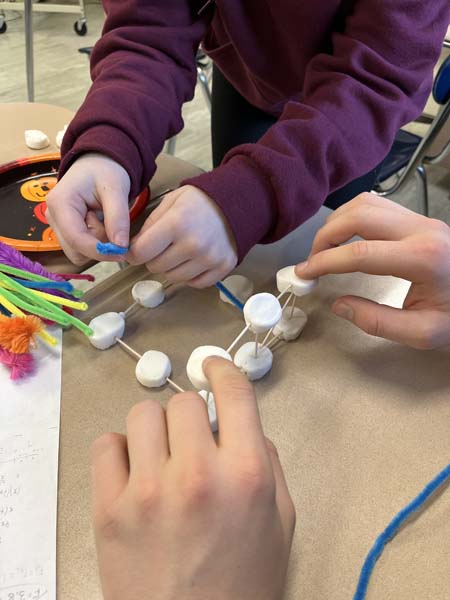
60,0,209,197
186,0,450,261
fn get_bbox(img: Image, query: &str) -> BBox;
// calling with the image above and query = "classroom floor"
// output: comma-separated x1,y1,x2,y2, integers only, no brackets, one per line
1,0,450,225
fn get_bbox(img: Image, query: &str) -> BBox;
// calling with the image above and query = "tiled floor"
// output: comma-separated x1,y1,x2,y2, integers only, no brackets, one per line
1,0,449,224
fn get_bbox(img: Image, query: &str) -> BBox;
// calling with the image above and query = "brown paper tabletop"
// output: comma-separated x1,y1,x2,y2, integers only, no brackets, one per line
59,207,450,600
0,102,203,273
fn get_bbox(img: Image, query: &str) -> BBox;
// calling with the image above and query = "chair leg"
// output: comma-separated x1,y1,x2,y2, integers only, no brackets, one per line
197,68,212,112
415,165,429,216
166,136,177,156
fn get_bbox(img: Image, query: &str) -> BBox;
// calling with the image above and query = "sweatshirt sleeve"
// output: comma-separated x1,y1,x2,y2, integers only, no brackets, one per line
59,0,209,197
185,0,450,261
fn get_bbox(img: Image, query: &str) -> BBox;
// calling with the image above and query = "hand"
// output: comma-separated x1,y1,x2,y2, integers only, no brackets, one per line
46,153,131,265
92,358,295,600
296,193,450,349
128,185,238,288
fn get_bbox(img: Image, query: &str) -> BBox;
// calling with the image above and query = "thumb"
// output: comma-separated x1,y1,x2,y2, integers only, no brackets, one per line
100,189,131,249
332,295,450,349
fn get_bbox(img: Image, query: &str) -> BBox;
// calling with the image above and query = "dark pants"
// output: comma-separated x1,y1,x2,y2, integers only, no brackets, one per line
211,66,381,210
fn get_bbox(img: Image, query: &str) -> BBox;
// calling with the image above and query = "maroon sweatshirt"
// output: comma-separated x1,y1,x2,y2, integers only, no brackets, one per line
60,0,450,261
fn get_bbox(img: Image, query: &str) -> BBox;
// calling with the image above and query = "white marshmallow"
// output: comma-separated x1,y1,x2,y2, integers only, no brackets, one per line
234,342,273,381
24,129,50,150
273,307,308,341
199,390,218,433
219,275,254,306
88,312,125,350
276,265,318,297
132,280,165,308
135,350,171,388
243,293,282,334
55,124,68,148
186,345,231,391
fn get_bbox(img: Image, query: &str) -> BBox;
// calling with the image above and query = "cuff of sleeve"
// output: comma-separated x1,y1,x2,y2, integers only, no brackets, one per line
59,124,145,199
182,156,276,262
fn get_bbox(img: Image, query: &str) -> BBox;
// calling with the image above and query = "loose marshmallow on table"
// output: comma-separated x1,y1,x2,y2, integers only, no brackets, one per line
243,293,282,334
186,345,232,391
199,390,218,433
276,265,318,297
132,280,165,308
24,129,50,150
219,275,254,306
88,312,125,350
56,124,68,148
234,342,273,381
135,350,171,388
273,307,308,341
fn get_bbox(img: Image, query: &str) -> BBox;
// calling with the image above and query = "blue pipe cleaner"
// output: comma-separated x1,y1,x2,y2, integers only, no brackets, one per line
215,281,244,311
11,277,74,293
353,462,450,600
96,242,129,256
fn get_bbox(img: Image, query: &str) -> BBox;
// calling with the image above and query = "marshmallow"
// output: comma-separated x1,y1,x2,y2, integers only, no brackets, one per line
219,275,254,306
276,265,318,297
132,280,165,308
273,307,308,341
135,350,171,388
243,293,282,334
186,345,231,391
234,342,273,381
55,124,68,148
88,312,125,350
199,390,218,433
24,129,50,150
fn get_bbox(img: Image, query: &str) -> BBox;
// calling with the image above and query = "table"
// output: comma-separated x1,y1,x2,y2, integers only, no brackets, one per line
4,103,450,600
60,213,450,600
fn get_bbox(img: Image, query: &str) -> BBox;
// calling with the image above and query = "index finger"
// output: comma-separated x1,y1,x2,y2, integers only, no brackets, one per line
46,200,107,261
298,239,428,281
128,215,174,265
203,357,267,453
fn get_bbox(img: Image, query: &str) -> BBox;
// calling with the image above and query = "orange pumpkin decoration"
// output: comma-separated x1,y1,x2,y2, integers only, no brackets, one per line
20,176,57,203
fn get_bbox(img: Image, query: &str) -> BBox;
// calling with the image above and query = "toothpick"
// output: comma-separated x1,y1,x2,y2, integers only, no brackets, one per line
115,337,142,360
289,295,297,319
122,302,138,318
261,292,293,348
266,335,283,351
227,324,250,354
167,378,185,393
277,285,292,300
254,333,259,358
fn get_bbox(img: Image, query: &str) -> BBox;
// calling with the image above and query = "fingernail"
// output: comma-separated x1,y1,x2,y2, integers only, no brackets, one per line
114,232,129,248
296,261,308,273
333,301,354,321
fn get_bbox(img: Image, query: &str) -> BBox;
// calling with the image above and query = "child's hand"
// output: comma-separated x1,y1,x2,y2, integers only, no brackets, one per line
127,185,238,288
92,358,295,600
46,153,131,264
297,193,450,349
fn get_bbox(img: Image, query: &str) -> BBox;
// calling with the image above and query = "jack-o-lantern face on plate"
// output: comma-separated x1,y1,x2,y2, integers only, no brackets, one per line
20,176,57,202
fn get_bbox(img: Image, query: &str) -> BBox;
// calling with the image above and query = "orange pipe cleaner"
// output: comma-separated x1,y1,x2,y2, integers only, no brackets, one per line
0,315,42,354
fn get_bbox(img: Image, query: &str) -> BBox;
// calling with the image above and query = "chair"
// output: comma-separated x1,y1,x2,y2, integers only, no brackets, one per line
374,55,450,215
78,47,213,156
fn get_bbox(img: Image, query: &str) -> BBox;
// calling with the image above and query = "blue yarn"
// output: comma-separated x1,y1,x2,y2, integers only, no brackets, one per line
215,281,244,311
96,242,129,256
11,277,74,293
353,462,450,600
